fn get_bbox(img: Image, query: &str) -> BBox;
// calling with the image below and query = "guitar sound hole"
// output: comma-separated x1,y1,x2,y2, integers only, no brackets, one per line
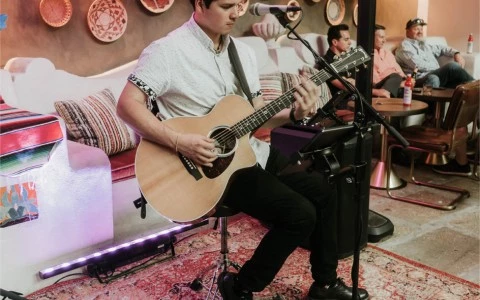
209,126,237,157
203,126,237,179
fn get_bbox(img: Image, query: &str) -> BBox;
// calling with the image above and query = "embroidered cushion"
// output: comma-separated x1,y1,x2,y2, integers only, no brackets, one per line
54,88,136,156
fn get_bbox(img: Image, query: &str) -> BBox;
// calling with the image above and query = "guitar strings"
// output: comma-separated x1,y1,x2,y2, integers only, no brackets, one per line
211,49,364,146
211,71,333,145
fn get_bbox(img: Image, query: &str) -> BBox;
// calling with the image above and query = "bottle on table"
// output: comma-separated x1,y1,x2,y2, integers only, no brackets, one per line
411,67,418,87
403,74,413,106
467,33,473,54
412,67,418,80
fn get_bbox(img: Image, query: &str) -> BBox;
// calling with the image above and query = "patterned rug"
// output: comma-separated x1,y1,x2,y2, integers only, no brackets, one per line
28,215,480,300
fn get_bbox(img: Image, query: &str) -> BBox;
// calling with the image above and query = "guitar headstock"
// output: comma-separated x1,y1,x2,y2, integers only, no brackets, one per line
332,46,370,74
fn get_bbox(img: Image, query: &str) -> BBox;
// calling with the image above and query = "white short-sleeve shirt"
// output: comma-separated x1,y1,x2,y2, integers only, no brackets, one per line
131,15,269,168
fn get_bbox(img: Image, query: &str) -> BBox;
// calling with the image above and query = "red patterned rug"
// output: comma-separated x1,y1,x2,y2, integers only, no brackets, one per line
28,216,479,300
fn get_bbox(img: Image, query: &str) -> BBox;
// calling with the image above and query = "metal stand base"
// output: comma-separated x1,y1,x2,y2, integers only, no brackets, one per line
425,153,449,165
370,161,406,190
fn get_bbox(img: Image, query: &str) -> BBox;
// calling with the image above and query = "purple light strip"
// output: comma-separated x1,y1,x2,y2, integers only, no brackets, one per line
39,224,188,279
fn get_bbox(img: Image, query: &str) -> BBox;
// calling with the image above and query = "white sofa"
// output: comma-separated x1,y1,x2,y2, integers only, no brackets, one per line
385,36,480,79
0,35,332,295
277,33,479,80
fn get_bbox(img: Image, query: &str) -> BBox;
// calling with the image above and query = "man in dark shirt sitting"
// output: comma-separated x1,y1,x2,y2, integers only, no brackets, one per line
320,24,356,102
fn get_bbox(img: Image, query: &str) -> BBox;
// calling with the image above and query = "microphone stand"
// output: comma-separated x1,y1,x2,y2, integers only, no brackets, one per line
273,12,409,300
306,91,350,126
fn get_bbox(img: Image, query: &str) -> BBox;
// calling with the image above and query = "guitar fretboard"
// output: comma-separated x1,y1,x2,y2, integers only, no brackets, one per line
231,47,369,138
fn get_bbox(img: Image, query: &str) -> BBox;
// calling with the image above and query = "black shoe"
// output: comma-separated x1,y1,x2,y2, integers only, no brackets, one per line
217,271,253,300
432,160,472,176
308,278,369,300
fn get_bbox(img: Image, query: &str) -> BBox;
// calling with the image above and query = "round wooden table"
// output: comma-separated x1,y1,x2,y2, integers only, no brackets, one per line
370,98,429,189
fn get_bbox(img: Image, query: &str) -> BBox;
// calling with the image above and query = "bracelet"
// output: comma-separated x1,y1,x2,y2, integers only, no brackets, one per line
175,134,179,152
289,107,304,125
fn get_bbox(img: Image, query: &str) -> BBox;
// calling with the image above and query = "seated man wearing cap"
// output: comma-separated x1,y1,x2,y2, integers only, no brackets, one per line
395,17,474,88
396,18,473,176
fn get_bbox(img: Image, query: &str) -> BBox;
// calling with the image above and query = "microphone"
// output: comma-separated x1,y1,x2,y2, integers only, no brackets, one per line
249,3,302,16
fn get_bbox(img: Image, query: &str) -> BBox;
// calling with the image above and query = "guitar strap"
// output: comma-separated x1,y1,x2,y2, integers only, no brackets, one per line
228,37,254,106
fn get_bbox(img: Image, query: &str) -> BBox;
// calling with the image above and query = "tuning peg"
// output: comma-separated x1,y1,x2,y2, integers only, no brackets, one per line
355,67,359,72
346,71,351,77
362,63,368,68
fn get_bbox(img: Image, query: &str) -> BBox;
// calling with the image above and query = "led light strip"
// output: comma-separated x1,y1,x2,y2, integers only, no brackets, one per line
39,223,193,279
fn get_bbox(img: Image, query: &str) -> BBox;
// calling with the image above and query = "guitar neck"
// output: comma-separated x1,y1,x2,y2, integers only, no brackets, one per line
231,68,332,137
230,46,370,139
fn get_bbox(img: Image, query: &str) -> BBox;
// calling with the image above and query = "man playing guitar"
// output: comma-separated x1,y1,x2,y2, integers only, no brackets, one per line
117,0,369,299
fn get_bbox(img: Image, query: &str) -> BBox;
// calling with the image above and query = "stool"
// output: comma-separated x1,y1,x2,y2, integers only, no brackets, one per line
190,205,241,299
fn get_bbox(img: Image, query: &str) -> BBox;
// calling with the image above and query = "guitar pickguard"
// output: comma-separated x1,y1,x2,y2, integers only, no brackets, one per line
203,155,235,178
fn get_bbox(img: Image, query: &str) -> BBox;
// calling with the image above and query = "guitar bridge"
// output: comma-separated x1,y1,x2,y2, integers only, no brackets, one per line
178,153,203,180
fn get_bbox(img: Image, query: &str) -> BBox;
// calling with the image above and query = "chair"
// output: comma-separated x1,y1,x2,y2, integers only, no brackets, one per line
385,80,480,210
189,205,241,299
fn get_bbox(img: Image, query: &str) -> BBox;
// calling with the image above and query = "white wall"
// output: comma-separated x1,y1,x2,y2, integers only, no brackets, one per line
376,0,479,53
427,0,479,53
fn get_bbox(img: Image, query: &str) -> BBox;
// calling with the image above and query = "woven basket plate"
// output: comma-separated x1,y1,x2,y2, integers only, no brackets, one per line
353,4,358,26
140,0,175,14
39,0,73,27
325,0,345,26
285,0,301,22
87,0,128,42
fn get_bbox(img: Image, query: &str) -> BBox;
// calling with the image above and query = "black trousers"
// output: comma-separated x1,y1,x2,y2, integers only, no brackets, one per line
223,147,338,292
374,73,403,97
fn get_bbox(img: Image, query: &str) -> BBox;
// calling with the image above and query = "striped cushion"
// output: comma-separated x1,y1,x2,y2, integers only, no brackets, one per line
255,73,284,142
282,67,332,108
54,88,136,156
259,72,283,102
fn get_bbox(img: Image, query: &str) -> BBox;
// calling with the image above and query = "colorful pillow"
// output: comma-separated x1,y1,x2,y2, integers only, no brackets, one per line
255,73,283,143
54,88,136,156
284,66,332,108
259,72,283,102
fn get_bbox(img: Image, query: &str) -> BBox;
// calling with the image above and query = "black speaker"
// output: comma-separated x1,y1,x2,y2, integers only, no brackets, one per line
329,128,371,258
271,123,393,258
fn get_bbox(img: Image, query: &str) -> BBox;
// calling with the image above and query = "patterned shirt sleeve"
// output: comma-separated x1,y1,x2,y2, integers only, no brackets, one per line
127,74,161,119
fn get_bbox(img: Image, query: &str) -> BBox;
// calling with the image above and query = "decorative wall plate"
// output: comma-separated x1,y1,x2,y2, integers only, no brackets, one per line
353,4,358,26
286,0,301,22
237,0,249,17
87,0,128,42
39,0,73,28
140,0,174,14
325,0,345,26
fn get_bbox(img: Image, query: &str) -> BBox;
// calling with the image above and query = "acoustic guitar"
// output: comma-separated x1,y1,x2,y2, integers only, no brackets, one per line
135,47,370,224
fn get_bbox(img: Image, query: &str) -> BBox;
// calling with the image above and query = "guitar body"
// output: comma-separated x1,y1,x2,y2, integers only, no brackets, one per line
135,46,371,224
135,95,257,224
